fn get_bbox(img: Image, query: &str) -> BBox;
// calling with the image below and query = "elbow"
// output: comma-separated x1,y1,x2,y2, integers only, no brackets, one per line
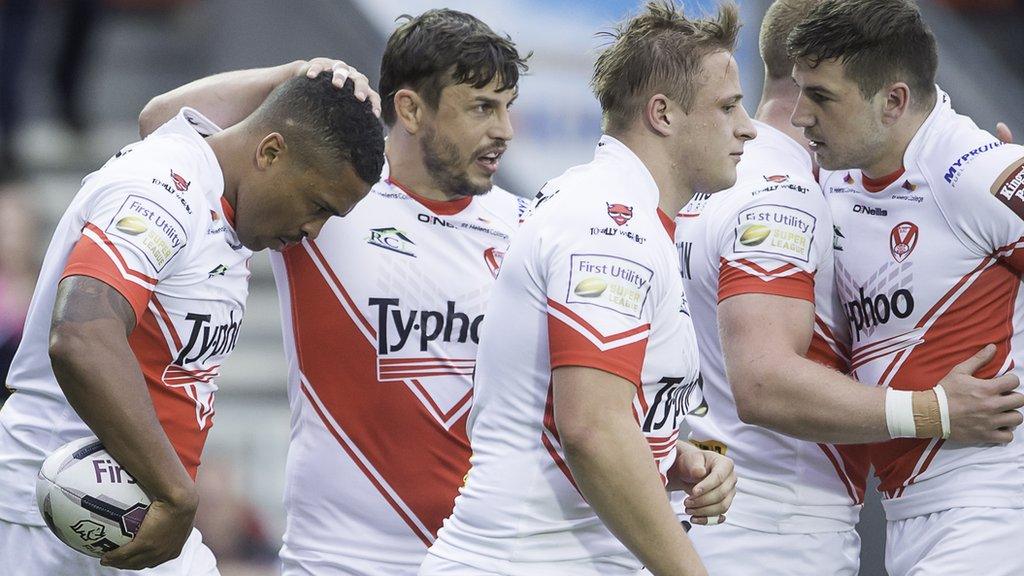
556,415,608,464
48,325,87,379
732,375,771,427
138,97,166,138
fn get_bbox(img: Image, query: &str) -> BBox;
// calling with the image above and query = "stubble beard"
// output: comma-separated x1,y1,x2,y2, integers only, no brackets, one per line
421,124,493,198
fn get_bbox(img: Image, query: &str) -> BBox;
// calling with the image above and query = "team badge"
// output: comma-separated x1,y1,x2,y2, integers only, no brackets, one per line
483,247,505,279
606,203,633,226
170,170,190,192
889,221,919,262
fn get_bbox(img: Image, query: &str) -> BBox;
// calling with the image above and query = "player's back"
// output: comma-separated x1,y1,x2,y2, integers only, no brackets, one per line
430,136,701,575
0,109,250,526
677,120,868,533
269,171,524,573
823,89,1024,520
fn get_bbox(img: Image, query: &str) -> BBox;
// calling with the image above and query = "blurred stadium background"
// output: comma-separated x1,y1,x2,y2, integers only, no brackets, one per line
1,1,1020,574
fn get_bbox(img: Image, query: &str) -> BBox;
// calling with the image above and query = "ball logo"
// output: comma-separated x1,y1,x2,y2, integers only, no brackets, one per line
606,203,633,226
890,221,919,262
573,277,608,298
738,224,771,246
71,519,106,542
114,216,148,235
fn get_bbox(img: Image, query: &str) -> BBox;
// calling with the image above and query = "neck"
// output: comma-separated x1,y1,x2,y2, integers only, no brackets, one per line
204,126,246,211
610,128,692,217
861,108,929,180
385,129,458,202
755,78,808,154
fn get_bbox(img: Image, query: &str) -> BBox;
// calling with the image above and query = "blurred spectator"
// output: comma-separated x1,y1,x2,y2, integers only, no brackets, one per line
0,0,36,179
0,185,40,404
194,459,278,566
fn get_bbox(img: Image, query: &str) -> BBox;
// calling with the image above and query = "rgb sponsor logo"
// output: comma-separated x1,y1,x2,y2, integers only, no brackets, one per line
567,254,653,319
845,287,915,341
889,221,919,263
733,204,815,262
105,195,187,271
367,227,415,257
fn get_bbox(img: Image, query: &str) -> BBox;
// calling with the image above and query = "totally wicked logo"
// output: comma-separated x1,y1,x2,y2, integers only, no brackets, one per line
607,203,633,226
889,221,919,263
170,170,190,192
763,174,789,184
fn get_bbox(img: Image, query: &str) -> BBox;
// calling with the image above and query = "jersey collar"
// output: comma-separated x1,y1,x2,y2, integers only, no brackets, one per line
386,177,473,216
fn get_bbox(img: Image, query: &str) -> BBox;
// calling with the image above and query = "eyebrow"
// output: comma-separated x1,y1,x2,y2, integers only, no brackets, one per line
719,93,743,105
793,78,837,98
473,93,518,107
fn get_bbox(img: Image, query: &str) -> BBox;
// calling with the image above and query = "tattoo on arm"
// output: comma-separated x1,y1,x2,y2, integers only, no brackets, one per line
52,276,138,334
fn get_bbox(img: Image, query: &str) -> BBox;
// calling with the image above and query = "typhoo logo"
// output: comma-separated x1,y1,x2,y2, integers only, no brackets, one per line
369,299,483,354
845,287,915,341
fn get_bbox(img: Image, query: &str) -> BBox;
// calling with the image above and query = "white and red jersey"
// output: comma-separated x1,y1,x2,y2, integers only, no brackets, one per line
270,169,525,571
0,108,251,526
676,120,869,533
427,136,701,575
822,89,1024,521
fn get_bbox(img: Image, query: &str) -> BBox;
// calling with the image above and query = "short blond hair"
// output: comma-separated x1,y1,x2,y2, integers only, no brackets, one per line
591,0,740,132
759,0,821,80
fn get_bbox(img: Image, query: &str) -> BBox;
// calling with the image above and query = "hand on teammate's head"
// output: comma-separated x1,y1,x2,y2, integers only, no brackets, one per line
300,58,381,117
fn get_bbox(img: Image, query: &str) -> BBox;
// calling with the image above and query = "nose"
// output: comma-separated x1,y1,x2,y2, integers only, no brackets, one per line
736,106,757,142
490,107,514,142
301,216,329,241
791,95,814,129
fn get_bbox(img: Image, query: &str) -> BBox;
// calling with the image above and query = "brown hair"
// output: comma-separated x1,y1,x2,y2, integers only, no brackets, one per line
591,0,741,132
759,0,821,80
787,0,937,109
379,9,529,127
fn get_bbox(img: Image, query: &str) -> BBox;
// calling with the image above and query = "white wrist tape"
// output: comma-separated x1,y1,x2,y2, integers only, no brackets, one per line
703,515,723,526
885,389,917,438
933,384,952,439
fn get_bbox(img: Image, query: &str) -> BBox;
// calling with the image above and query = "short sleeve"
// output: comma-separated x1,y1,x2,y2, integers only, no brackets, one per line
937,139,1024,272
716,176,827,304
542,204,658,388
62,176,194,321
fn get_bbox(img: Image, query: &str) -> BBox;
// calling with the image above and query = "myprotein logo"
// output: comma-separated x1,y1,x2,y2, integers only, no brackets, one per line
369,298,483,354
845,287,915,342
945,141,1002,186
853,204,888,217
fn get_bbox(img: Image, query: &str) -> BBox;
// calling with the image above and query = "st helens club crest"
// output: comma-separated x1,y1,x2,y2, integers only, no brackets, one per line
607,203,633,226
483,247,505,279
890,221,919,262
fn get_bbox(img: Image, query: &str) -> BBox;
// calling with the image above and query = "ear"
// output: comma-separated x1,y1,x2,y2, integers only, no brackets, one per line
644,94,673,137
880,82,911,126
256,132,286,170
394,88,425,134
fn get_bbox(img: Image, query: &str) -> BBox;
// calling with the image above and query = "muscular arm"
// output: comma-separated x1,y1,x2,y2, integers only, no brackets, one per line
139,60,305,137
719,293,889,444
553,366,706,576
49,275,196,569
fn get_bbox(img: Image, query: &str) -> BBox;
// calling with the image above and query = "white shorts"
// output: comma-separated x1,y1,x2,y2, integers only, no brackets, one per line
681,521,860,576
280,543,421,576
886,507,1024,576
0,519,219,576
418,552,643,576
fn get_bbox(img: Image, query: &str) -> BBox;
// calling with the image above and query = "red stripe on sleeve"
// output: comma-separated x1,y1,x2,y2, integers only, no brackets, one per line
718,262,815,304
61,234,153,322
548,313,647,387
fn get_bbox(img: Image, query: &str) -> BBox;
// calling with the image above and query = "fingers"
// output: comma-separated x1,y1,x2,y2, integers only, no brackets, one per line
688,453,734,498
302,59,381,117
684,474,736,518
991,373,1021,394
689,514,727,526
952,344,996,376
996,122,1014,145
993,408,1024,430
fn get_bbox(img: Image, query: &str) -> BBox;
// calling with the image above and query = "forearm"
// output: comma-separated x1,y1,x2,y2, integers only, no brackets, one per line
139,60,304,137
732,352,887,444
564,416,705,576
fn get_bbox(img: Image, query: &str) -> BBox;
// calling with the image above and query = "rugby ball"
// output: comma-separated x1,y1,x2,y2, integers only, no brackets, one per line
36,437,150,557
738,224,772,246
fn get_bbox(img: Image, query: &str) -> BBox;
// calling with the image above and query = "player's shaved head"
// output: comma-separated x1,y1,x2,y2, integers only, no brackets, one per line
379,9,529,127
591,0,741,132
759,0,821,80
249,72,384,185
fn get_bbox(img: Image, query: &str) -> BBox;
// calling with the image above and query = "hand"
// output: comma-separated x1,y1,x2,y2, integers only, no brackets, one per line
100,488,198,570
996,122,1014,144
940,344,1024,444
667,441,736,526
299,58,381,117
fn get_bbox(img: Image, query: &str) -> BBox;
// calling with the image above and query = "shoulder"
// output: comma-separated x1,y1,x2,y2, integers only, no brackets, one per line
474,184,530,229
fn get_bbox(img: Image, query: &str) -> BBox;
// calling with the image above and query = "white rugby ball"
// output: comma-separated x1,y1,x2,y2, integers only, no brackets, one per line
36,436,150,557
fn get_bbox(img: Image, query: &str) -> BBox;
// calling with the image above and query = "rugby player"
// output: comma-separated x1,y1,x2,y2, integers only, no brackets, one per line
138,10,529,575
0,73,383,575
421,3,747,575
789,1,1024,574
674,1,1023,574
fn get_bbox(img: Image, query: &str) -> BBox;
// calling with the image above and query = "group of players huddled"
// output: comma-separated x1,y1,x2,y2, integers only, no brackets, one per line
2,0,1023,575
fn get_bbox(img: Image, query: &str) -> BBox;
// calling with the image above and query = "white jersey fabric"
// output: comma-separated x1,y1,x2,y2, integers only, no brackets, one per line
0,108,249,529
676,120,869,534
425,136,702,575
270,166,525,574
822,88,1024,521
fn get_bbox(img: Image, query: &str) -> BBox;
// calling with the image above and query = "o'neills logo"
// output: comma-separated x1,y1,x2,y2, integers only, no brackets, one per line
889,221,919,263
369,298,483,354
607,203,633,226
